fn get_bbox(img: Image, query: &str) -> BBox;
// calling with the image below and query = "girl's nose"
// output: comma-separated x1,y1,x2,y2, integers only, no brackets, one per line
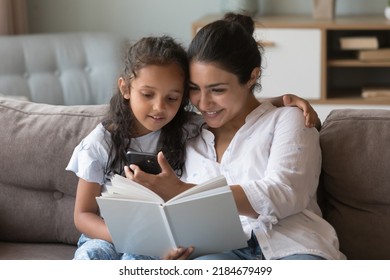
153,98,166,111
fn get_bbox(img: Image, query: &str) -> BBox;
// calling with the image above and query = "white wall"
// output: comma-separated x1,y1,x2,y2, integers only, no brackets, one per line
27,0,388,46
260,0,386,16
26,0,390,119
27,0,221,46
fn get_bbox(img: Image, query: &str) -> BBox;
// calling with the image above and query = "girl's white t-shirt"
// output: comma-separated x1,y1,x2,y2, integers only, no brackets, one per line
65,123,160,186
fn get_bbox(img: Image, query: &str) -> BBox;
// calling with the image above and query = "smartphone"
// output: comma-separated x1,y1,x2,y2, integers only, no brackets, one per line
126,151,161,175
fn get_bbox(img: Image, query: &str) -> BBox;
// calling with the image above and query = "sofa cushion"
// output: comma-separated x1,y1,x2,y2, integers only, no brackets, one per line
0,242,76,260
320,109,390,260
0,97,107,245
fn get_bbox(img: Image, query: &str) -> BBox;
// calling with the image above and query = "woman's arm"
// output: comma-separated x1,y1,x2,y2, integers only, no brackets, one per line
74,178,112,242
230,185,258,218
262,94,321,129
239,109,321,219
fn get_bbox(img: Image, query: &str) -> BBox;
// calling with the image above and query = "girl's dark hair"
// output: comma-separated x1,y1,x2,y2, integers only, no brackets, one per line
103,36,190,176
187,12,262,91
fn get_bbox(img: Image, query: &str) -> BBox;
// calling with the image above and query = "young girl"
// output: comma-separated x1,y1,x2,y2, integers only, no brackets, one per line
125,13,346,260
67,35,320,260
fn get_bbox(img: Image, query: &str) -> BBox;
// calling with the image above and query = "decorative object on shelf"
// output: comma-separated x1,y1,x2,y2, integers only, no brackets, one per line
221,0,258,16
339,36,379,50
312,0,336,20
358,48,390,61
385,1,390,20
361,87,390,99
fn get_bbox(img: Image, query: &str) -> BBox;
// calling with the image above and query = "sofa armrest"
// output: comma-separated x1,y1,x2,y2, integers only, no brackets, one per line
319,109,390,259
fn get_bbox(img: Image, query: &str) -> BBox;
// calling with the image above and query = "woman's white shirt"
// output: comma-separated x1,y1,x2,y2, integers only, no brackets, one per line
181,102,346,260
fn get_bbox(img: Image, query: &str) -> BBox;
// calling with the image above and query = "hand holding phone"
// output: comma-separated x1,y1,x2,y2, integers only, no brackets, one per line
126,151,161,175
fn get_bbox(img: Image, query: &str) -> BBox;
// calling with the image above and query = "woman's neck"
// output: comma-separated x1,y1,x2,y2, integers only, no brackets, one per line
210,95,260,162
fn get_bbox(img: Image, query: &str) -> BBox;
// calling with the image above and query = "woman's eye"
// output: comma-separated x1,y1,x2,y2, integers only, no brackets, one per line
212,88,226,93
189,86,199,92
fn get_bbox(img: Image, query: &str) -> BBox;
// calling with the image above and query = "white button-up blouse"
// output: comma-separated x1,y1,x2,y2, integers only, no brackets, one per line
181,102,346,260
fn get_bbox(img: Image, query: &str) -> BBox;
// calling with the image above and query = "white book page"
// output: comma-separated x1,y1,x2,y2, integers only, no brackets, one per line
168,175,227,203
110,174,163,203
169,186,230,205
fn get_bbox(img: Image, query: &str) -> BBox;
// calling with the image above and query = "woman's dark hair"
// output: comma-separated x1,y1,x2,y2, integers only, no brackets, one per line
187,12,262,91
103,36,191,176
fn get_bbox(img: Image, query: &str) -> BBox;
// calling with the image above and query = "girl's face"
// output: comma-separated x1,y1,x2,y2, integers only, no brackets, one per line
120,63,184,136
189,61,257,130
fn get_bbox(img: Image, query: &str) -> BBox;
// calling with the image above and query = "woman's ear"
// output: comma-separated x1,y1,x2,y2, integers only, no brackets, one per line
118,77,130,99
247,67,261,89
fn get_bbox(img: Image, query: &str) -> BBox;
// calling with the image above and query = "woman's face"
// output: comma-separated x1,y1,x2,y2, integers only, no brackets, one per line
119,63,184,136
189,61,254,129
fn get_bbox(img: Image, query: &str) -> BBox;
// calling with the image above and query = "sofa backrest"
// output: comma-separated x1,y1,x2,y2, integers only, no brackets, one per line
0,97,106,245
319,109,390,260
0,33,123,105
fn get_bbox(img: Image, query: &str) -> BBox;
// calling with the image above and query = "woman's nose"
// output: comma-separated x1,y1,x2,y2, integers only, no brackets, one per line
198,91,212,110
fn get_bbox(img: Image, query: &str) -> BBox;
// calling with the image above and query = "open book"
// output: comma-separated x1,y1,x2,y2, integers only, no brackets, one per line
96,174,247,258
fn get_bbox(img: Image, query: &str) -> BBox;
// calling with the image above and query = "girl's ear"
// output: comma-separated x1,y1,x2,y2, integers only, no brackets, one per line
118,77,130,99
247,67,261,89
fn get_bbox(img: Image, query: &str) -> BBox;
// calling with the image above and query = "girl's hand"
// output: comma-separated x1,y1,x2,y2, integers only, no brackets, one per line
282,94,321,129
162,247,194,260
124,151,194,201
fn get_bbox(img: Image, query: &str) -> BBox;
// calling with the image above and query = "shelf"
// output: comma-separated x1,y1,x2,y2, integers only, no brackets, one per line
193,15,390,108
312,89,390,105
328,59,390,67
311,97,390,105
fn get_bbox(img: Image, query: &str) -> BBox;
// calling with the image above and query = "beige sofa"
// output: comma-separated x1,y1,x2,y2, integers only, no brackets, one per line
0,32,124,259
0,96,389,260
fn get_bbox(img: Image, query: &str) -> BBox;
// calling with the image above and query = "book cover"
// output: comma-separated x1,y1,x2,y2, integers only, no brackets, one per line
339,36,379,50
96,175,248,258
358,48,390,61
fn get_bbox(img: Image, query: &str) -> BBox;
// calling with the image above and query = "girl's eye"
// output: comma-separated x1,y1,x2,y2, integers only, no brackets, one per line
141,91,154,98
167,96,179,102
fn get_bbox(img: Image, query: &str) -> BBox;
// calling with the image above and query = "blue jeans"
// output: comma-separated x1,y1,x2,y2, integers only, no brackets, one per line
193,233,325,260
73,234,156,260
73,233,325,260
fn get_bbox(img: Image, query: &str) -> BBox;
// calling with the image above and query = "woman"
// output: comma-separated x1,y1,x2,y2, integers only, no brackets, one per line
126,13,345,260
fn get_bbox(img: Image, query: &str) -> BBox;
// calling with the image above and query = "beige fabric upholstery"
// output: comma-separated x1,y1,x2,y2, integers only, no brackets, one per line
0,97,107,259
320,109,390,259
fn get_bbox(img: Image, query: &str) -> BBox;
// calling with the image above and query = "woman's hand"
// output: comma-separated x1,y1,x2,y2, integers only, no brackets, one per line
162,247,194,260
124,151,195,201
282,94,321,129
